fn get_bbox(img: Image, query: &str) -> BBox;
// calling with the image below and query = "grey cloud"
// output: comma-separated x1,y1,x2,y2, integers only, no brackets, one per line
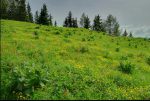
121,25,150,38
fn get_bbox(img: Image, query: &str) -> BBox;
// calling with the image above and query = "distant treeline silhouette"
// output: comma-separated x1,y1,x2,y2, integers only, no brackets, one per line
1,0,133,37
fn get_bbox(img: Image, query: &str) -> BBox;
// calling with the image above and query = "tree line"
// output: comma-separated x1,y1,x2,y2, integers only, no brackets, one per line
1,0,133,37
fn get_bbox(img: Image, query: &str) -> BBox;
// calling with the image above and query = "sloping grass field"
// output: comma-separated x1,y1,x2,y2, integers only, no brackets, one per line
1,20,150,100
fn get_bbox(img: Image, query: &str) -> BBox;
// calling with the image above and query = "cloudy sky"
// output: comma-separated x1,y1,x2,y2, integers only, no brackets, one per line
27,0,150,38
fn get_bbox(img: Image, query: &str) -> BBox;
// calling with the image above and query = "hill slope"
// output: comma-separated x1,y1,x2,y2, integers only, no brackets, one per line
1,20,150,100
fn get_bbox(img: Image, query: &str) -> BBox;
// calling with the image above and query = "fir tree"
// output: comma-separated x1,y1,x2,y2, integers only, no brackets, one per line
123,30,128,36
80,13,86,27
34,11,39,24
105,14,120,36
39,4,49,25
84,16,90,29
68,11,73,27
18,0,28,21
114,23,120,36
63,18,68,27
93,15,103,32
129,32,133,37
54,21,57,27
1,0,8,19
72,18,78,28
7,0,16,20
49,14,53,26
27,2,33,22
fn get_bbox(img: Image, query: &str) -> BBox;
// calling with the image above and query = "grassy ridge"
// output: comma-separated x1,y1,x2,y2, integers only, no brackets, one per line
1,20,150,100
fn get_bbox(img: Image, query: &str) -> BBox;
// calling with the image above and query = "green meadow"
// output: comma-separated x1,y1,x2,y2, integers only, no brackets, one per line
1,20,150,100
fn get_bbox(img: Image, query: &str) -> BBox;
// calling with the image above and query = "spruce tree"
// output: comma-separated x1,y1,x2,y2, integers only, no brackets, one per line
18,0,28,21
129,32,133,37
84,16,90,29
7,0,16,20
63,18,68,27
114,23,120,36
54,21,57,27
123,30,128,36
35,11,39,24
72,18,78,28
80,13,86,27
93,15,103,32
105,14,120,36
68,11,73,27
39,4,49,25
49,14,53,26
1,0,8,19
27,2,33,22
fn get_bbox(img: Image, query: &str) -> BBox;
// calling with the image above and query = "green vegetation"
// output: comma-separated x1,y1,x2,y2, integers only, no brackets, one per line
1,20,150,100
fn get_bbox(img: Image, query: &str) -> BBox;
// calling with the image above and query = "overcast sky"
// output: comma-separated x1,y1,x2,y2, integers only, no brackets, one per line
27,0,150,38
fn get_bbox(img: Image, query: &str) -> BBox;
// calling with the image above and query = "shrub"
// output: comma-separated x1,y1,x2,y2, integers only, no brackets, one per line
87,35,95,41
7,66,48,100
80,46,89,53
35,26,40,29
103,51,110,59
111,39,114,42
103,32,106,35
115,47,120,52
118,62,135,74
135,45,138,48
45,29,50,31
128,43,131,46
127,53,134,58
64,32,72,38
116,42,119,45
54,31,60,35
82,38,86,42
34,31,39,39
120,56,128,60
77,46,89,53
146,57,150,65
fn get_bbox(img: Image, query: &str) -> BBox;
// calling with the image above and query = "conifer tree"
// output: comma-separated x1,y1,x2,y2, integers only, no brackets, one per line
1,0,8,19
39,4,49,25
93,15,103,32
129,32,133,37
84,16,90,29
35,11,39,24
72,18,78,28
7,0,16,20
63,18,68,27
68,11,73,27
114,23,120,36
49,14,53,26
54,21,57,27
18,0,28,21
123,30,128,36
27,2,33,22
105,14,120,36
80,13,86,27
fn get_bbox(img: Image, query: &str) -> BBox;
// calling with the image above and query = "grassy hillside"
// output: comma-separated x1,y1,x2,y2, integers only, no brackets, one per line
1,20,150,100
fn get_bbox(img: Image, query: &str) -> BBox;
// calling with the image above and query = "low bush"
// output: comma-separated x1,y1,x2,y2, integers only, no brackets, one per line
54,31,60,35
103,51,110,59
76,46,89,53
146,56,150,65
7,65,48,100
115,47,120,52
35,26,40,29
128,43,131,46
120,56,128,60
34,31,39,39
118,62,135,74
